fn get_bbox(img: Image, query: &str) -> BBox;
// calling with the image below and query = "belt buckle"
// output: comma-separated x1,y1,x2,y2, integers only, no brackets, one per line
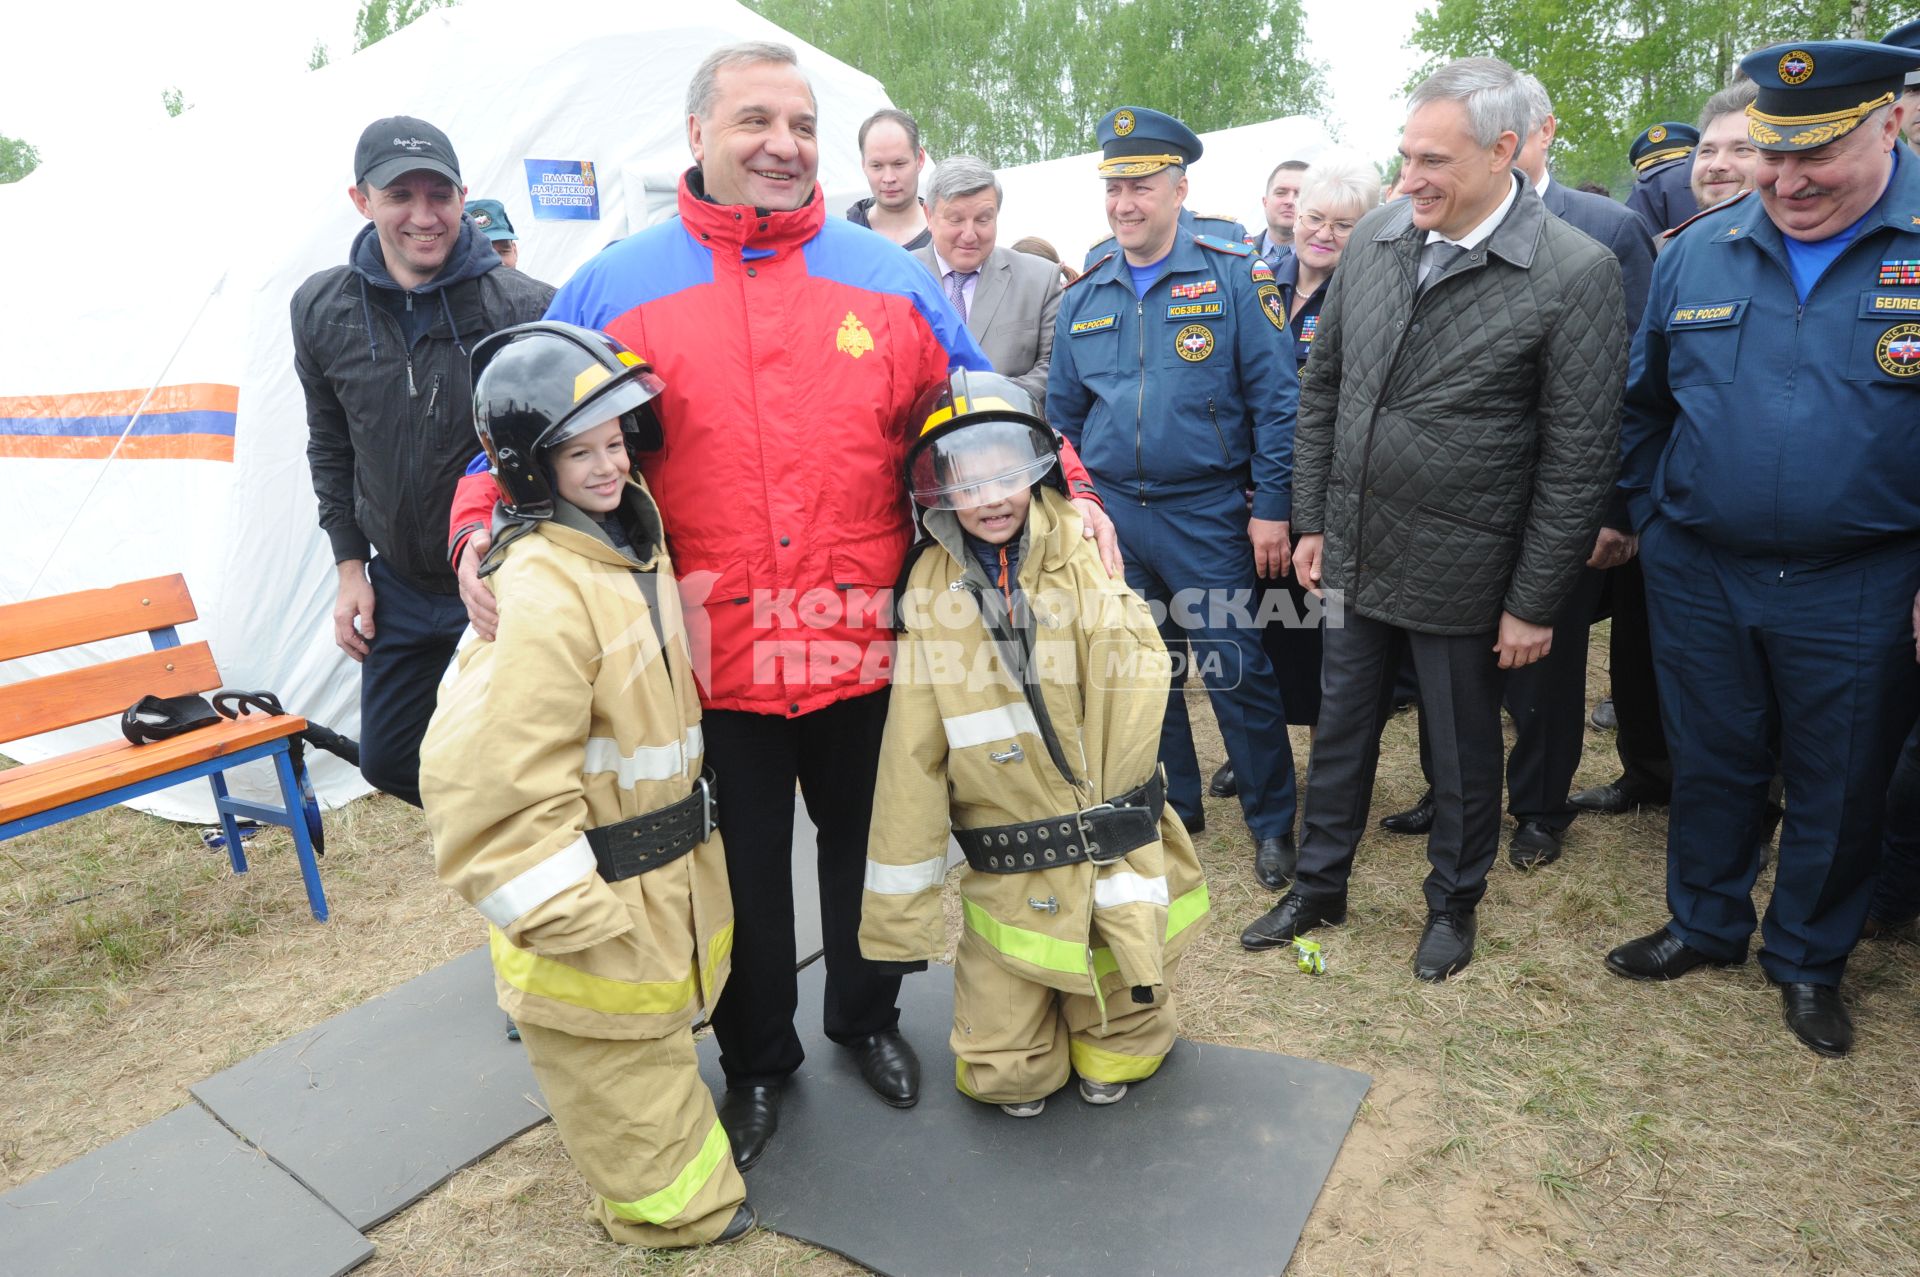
1076,802,1126,865
696,774,716,844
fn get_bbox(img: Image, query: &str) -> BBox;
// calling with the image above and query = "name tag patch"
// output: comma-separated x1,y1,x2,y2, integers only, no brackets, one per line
1880,260,1920,286
1668,299,1747,327
1166,301,1224,320
1863,293,1920,316
1070,313,1118,335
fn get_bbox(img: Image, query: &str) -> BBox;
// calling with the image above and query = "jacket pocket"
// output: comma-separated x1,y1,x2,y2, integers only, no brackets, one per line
1663,299,1746,387
1410,504,1519,622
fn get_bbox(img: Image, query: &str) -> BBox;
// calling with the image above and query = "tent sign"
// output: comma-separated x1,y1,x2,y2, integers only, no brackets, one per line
523,159,601,220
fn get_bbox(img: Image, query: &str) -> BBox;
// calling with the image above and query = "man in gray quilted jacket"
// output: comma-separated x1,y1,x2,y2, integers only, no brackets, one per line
1238,57,1627,981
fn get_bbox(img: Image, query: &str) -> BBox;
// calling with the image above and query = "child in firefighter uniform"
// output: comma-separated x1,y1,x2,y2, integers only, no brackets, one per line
860,370,1210,1116
419,322,752,1246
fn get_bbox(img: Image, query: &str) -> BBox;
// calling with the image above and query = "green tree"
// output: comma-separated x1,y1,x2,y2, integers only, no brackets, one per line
748,0,1324,167
354,0,458,53
1409,0,1911,192
1,133,40,184
161,87,189,117
309,39,332,71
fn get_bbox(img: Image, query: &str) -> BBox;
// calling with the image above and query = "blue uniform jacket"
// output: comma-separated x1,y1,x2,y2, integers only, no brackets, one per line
1620,154,1920,558
1048,231,1299,520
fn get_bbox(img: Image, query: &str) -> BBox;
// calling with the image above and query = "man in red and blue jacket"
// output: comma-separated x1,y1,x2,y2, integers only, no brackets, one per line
447,42,1113,1172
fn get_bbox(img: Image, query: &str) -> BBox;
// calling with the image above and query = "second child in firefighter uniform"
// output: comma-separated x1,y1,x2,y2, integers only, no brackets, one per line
860,372,1210,1115
419,322,752,1247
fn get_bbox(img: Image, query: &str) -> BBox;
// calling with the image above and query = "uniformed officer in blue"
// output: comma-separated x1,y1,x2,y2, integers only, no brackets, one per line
1625,121,1699,236
1607,39,1920,1058
1049,106,1303,888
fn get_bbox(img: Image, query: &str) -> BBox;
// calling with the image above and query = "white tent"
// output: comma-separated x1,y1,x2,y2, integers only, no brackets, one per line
0,0,897,820
990,116,1337,265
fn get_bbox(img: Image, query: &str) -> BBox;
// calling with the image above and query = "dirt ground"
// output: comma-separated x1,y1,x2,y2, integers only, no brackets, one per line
4,636,1919,1275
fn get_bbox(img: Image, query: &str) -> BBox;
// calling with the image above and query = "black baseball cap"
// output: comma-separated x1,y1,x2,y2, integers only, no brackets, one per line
355,115,462,188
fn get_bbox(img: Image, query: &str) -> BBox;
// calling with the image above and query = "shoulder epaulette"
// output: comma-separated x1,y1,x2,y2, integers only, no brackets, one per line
1194,234,1252,256
1067,254,1112,286
1195,212,1241,225
1666,189,1752,240
1089,232,1116,252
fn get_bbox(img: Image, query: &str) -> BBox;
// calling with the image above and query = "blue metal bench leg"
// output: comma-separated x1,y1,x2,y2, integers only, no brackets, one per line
272,750,330,923
205,772,250,875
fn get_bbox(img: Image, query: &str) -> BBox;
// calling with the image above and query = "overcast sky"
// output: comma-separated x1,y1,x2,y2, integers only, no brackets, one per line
0,0,1427,171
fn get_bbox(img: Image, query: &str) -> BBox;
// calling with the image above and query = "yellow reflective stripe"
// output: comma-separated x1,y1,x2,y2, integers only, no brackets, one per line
955,1058,980,1099
1092,883,1210,978
701,920,734,998
1069,1037,1164,1084
961,898,1091,977
602,1118,732,1225
489,926,696,1016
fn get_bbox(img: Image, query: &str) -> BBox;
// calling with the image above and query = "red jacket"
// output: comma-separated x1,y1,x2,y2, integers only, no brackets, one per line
451,171,1095,716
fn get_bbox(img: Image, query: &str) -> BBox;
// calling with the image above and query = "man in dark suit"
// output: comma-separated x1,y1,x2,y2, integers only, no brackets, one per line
912,156,1062,408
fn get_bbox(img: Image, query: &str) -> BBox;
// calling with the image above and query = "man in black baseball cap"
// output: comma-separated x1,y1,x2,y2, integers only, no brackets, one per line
291,115,553,813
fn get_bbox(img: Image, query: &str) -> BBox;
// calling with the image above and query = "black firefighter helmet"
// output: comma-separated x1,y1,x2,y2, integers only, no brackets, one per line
470,320,666,519
905,369,1061,511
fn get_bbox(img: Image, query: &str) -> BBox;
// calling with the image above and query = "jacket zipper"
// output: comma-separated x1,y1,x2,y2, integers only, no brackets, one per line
1206,396,1229,463
1134,300,1147,504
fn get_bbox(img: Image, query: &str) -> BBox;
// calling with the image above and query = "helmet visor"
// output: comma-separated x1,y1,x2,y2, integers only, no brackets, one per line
543,369,667,449
908,419,1057,510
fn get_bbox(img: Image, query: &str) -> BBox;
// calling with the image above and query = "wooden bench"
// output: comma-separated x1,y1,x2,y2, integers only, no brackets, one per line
0,575,330,921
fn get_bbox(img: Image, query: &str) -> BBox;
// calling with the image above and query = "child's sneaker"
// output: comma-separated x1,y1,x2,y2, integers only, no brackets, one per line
999,1098,1046,1118
1078,1078,1129,1105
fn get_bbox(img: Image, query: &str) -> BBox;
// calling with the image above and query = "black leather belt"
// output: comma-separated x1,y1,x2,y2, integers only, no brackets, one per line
956,772,1165,874
584,770,717,883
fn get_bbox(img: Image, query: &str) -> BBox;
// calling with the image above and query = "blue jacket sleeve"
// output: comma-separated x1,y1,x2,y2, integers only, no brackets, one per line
1618,251,1679,532
1046,292,1094,450
1232,263,1298,522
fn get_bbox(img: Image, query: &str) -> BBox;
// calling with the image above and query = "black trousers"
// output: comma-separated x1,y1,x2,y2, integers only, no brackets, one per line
1502,566,1608,830
1604,556,1671,796
358,556,469,807
1296,612,1506,915
704,688,903,1089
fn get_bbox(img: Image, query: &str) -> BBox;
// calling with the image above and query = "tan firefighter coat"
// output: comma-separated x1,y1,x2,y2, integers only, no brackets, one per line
859,487,1209,1004
421,481,732,1041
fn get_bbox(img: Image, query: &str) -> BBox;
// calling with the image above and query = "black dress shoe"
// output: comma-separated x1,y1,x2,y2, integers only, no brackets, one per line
1181,811,1206,835
716,1203,758,1243
1413,910,1477,981
1209,762,1238,798
845,1029,920,1107
1604,926,1744,981
1568,779,1669,814
1240,891,1345,950
1253,833,1297,889
716,1086,781,1171
1507,821,1564,870
1589,698,1618,730
1778,982,1852,1058
1380,790,1434,835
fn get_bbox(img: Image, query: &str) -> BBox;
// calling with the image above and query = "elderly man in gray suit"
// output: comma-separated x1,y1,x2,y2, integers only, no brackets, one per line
912,155,1061,409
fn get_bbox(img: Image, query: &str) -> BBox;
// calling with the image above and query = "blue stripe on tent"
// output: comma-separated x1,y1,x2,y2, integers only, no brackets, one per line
0,411,238,438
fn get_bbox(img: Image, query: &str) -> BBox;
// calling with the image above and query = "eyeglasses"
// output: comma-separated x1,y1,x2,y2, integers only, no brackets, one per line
1297,211,1358,237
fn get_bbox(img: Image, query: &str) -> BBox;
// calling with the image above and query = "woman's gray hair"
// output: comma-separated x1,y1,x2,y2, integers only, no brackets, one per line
1299,150,1383,217
1408,57,1530,149
686,41,805,121
928,155,1002,210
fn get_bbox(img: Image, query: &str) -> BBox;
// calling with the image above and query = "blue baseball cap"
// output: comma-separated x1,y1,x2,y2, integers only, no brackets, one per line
467,198,517,242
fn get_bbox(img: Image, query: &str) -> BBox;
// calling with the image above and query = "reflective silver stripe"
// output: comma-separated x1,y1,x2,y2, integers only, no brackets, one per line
1093,872,1170,910
583,725,704,785
474,835,598,928
942,703,1040,750
864,855,949,895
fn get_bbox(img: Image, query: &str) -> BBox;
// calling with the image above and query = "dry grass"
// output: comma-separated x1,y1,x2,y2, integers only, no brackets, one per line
4,633,1920,1274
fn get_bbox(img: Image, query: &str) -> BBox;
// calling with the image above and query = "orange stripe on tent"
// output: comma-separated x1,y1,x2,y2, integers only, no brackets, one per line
0,435,235,462
0,384,240,418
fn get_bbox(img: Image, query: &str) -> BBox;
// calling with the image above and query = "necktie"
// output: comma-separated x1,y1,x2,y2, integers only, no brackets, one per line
947,270,977,321
1419,241,1467,290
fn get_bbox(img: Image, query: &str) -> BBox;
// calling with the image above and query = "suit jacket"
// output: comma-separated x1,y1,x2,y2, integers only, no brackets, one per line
1542,177,1655,531
912,244,1062,411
